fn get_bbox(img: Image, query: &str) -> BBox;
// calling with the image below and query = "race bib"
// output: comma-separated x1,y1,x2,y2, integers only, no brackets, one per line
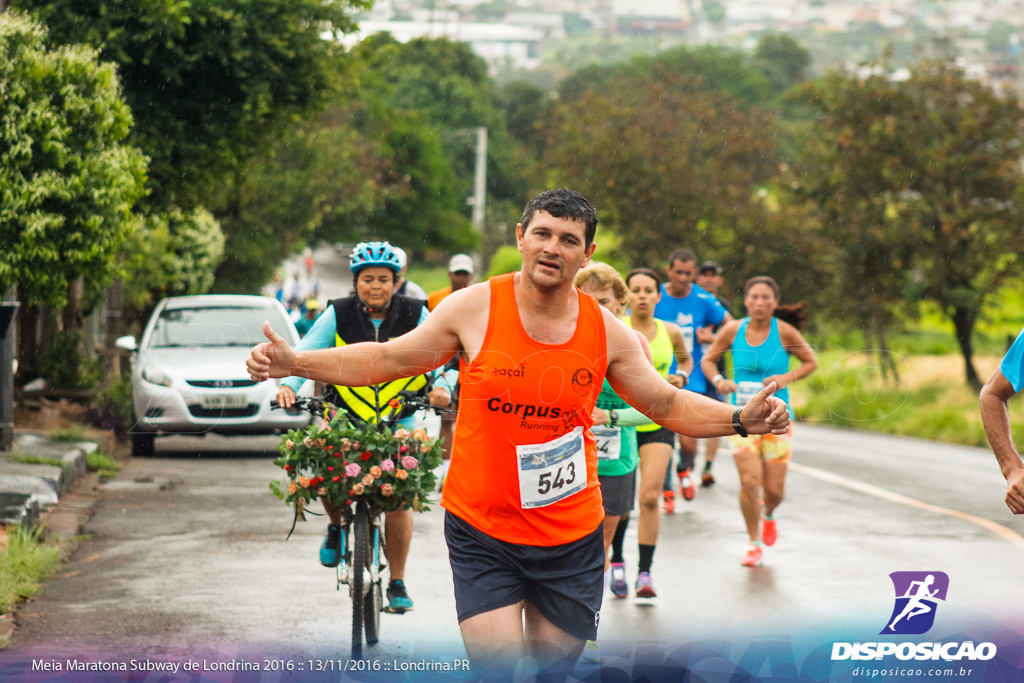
735,381,764,407
516,426,587,509
593,426,621,461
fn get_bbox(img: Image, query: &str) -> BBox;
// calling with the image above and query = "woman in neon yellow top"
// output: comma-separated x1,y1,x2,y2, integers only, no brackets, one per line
623,267,692,598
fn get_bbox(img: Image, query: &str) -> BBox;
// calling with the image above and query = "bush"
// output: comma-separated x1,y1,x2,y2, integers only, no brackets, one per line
84,377,134,436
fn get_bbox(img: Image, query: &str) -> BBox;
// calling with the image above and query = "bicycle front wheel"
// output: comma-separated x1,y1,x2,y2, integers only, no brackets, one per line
351,506,369,656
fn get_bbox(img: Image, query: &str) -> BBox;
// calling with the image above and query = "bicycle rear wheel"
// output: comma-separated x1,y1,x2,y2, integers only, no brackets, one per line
351,506,369,656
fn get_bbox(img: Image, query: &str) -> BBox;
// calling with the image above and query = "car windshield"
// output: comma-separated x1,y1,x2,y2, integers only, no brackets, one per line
148,305,287,348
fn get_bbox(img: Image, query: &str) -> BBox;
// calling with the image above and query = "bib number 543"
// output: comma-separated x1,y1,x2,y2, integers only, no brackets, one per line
537,463,576,494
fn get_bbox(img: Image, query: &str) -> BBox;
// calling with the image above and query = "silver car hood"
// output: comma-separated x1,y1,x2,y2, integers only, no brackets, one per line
139,346,259,381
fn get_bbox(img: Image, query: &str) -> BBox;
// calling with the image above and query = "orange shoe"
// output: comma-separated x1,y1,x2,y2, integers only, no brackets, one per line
761,515,778,546
663,490,676,514
679,470,696,501
741,543,763,567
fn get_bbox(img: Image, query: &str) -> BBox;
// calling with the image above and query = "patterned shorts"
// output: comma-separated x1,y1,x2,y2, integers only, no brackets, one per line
729,425,794,463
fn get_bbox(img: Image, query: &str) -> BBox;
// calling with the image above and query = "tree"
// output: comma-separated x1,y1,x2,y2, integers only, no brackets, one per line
754,33,811,96
15,0,370,209
0,11,147,383
789,59,1024,387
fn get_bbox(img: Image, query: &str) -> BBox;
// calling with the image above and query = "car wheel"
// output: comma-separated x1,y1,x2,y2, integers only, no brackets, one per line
131,432,155,457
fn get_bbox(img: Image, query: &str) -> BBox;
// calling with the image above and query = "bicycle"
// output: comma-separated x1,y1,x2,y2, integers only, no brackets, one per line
271,392,453,657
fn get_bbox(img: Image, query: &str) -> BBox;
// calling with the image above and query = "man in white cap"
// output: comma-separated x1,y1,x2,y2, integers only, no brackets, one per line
428,253,476,311
393,246,429,302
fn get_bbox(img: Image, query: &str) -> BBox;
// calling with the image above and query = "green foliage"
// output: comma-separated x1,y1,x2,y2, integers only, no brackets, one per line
10,454,66,468
0,11,147,307
18,0,371,208
49,425,90,442
23,329,100,390
486,246,523,278
271,412,444,513
754,33,811,95
123,207,225,312
85,451,121,481
85,376,134,433
0,525,62,614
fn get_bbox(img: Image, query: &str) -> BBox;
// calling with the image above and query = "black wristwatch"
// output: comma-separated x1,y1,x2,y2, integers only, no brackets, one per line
732,408,748,438
608,410,619,428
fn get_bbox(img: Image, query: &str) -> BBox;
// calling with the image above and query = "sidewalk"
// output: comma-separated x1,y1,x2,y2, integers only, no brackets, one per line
0,432,96,528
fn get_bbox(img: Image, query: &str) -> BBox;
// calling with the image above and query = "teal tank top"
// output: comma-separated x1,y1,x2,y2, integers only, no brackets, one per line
731,317,791,409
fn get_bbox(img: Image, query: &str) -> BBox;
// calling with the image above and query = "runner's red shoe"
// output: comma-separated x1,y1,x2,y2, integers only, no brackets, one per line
662,490,676,514
680,470,696,501
741,543,763,567
761,514,778,546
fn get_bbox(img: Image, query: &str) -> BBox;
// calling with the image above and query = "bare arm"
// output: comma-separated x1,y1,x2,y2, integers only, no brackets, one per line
765,322,818,389
664,322,693,387
602,310,788,438
248,284,488,386
980,369,1024,514
701,320,740,394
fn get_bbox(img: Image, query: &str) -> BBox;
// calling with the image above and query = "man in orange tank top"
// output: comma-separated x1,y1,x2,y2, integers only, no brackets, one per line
247,189,791,676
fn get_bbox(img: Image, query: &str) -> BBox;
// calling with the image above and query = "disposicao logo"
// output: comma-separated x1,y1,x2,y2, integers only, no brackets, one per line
831,570,997,662
881,571,948,635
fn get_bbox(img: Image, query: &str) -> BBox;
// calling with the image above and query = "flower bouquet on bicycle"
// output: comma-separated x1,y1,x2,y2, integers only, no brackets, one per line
269,396,445,517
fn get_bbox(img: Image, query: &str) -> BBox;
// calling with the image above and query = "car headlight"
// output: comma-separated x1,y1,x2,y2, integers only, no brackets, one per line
141,365,173,387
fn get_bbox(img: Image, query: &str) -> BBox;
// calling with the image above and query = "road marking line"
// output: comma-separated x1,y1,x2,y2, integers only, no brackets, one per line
790,462,1024,548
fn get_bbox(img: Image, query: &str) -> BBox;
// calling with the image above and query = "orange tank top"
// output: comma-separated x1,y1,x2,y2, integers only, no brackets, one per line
442,273,608,545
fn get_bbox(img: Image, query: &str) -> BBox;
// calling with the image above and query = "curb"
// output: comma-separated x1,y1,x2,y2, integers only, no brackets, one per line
0,433,96,527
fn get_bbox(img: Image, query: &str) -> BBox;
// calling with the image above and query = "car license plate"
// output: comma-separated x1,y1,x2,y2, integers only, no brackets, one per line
200,393,248,409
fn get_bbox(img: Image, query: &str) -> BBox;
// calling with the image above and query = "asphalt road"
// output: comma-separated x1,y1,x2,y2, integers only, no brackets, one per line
4,423,1024,671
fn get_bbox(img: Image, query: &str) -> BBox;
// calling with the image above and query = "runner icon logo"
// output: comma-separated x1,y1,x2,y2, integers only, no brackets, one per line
881,571,949,635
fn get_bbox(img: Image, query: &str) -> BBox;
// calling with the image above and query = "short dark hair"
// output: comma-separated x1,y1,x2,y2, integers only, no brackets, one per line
668,248,697,267
626,267,662,288
744,275,780,299
520,188,598,246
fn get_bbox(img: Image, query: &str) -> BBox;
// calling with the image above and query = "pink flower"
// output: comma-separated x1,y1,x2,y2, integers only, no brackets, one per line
351,483,365,495
369,466,382,478
401,456,419,470
393,428,411,442
381,484,394,496
380,459,395,472
345,463,361,477
351,441,360,450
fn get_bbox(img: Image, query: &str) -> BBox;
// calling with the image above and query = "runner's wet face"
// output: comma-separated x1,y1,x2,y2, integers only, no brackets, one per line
579,285,620,316
696,270,722,294
516,211,595,289
356,267,396,313
744,282,777,320
627,273,660,316
666,259,696,296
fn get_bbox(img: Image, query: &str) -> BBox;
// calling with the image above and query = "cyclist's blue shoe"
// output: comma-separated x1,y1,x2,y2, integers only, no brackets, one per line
386,579,414,613
320,524,341,568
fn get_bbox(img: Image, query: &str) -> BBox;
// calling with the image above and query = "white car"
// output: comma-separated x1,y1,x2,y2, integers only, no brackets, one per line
118,295,312,456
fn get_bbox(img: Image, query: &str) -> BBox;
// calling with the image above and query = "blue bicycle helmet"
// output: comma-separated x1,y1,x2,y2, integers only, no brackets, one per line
349,241,402,274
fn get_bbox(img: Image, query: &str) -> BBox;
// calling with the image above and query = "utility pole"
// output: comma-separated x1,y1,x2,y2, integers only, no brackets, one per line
471,126,488,235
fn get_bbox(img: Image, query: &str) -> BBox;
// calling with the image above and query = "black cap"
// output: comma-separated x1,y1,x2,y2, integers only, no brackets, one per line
699,260,722,275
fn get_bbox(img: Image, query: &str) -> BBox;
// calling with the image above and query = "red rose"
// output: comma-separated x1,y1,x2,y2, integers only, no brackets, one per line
328,466,334,471
333,453,341,459
283,464,292,471
399,445,408,454
345,499,353,505
360,451,373,461
333,476,341,483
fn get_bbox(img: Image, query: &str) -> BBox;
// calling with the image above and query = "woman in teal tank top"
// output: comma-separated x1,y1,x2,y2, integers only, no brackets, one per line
701,276,817,568
623,268,692,598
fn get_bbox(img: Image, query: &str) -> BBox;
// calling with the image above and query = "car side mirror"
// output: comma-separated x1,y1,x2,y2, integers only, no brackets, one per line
115,335,138,352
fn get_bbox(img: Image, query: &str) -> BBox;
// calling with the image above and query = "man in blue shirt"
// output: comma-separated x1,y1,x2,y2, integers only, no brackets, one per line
980,328,1024,514
654,248,731,503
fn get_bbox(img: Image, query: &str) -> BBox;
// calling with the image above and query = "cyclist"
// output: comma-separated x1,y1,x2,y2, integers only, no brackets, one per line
655,249,731,506
393,246,429,302
275,241,453,613
695,260,733,487
248,189,790,674
701,276,817,567
980,326,1024,514
624,268,692,597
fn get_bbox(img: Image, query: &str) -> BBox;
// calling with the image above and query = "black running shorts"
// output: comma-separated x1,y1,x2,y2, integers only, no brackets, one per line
636,426,675,447
599,470,636,516
444,511,604,641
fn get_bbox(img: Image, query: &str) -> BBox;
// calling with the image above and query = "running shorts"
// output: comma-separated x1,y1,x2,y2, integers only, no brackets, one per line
599,470,636,516
444,511,604,641
636,426,675,448
729,425,794,463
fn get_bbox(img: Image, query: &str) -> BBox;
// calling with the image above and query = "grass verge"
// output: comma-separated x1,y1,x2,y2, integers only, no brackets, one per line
0,526,62,615
10,454,66,469
86,451,121,481
49,425,91,442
